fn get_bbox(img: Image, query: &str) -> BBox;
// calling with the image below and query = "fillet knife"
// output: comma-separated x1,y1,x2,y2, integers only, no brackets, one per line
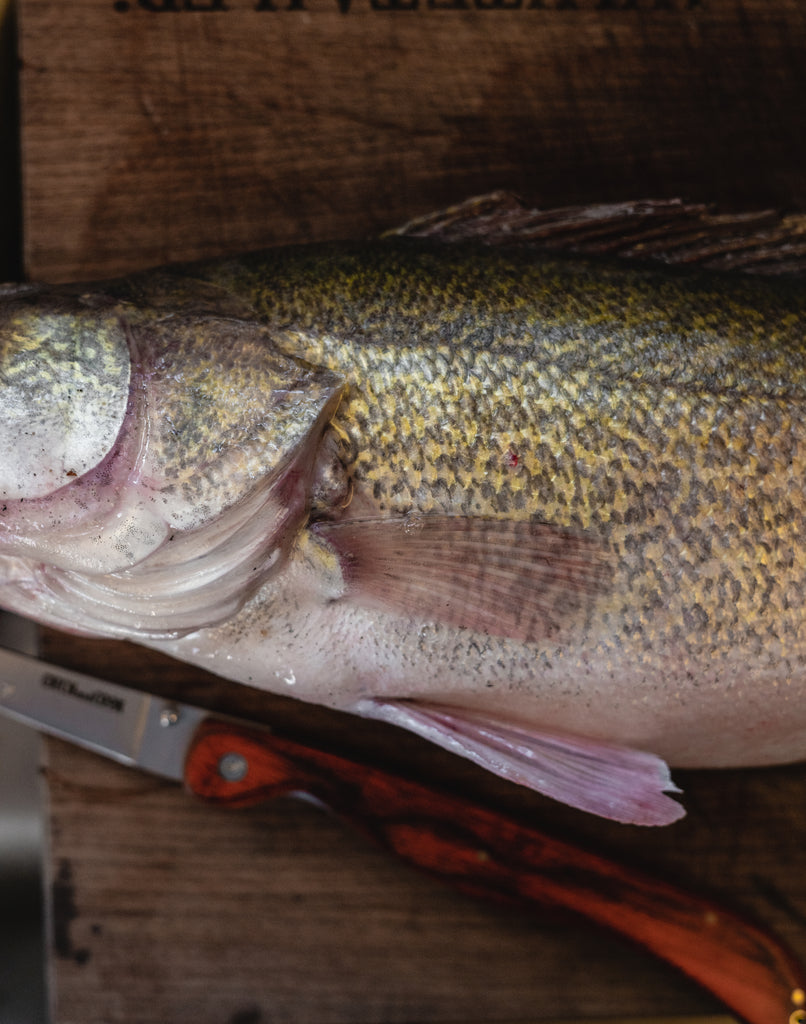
0,644,803,1024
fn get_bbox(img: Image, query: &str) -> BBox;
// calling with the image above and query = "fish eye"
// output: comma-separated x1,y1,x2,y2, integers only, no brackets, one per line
0,300,131,500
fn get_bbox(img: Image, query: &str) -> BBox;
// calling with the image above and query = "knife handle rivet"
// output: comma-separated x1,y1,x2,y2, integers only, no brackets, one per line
218,752,249,782
159,706,180,728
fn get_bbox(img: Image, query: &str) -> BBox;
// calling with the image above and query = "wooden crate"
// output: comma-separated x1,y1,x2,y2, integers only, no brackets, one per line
20,0,806,283
16,0,806,1018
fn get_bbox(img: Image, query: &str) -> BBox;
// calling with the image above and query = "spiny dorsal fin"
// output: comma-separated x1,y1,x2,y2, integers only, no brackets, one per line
389,192,806,278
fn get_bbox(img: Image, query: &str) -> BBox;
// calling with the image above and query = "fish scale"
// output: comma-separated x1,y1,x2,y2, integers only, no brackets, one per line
3,237,806,822
208,245,806,729
197,248,806,658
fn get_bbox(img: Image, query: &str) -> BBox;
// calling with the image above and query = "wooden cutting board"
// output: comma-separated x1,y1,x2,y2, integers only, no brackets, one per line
16,0,806,1018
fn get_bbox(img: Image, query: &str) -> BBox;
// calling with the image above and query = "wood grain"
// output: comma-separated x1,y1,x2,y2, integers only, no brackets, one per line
18,0,806,282
18,0,806,1017
44,739,718,1024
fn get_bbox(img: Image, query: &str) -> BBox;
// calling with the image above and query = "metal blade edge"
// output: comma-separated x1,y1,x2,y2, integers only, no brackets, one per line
0,647,207,781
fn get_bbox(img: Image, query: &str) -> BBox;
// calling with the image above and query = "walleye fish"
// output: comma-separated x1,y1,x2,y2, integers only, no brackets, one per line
3,201,806,826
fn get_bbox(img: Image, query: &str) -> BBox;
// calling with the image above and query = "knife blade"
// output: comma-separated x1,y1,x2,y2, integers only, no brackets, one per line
0,645,804,1024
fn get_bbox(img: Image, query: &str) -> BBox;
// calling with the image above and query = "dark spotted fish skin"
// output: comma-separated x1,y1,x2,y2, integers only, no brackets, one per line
3,236,806,792
168,242,806,678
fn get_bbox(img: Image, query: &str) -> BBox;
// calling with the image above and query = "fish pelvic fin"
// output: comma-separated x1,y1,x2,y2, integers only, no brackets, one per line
361,700,684,827
313,514,611,645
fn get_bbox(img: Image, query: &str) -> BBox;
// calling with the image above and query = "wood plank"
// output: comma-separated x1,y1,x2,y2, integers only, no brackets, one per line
44,737,718,1024
19,0,806,282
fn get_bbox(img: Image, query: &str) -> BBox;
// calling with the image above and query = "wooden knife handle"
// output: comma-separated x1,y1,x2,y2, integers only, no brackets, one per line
184,717,806,1024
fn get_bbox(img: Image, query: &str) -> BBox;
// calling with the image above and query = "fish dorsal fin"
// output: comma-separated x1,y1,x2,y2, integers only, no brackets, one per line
360,699,684,827
314,514,610,644
390,192,806,278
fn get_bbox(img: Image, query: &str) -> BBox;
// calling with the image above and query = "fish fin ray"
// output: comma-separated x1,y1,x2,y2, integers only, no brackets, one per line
363,699,684,826
314,515,611,643
389,192,806,277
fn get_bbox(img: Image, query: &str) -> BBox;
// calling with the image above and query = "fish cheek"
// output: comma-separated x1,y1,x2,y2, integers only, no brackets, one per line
0,300,130,500
131,314,346,531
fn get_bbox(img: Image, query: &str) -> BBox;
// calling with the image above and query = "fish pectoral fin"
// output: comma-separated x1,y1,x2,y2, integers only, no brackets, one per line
314,515,611,644
361,700,684,827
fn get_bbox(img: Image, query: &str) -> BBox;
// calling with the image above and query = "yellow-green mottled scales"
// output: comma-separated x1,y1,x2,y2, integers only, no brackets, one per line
2,239,806,823
218,244,806,656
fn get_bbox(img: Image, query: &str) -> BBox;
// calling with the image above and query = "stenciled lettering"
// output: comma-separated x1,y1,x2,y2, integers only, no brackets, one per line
115,0,228,9
41,672,126,714
113,0,705,12
253,0,305,8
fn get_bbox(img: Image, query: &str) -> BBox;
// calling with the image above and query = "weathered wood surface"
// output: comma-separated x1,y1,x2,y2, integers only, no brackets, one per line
19,0,806,282
18,0,806,1017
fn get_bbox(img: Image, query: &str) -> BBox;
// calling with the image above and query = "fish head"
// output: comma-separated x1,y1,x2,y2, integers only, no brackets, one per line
0,284,345,638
